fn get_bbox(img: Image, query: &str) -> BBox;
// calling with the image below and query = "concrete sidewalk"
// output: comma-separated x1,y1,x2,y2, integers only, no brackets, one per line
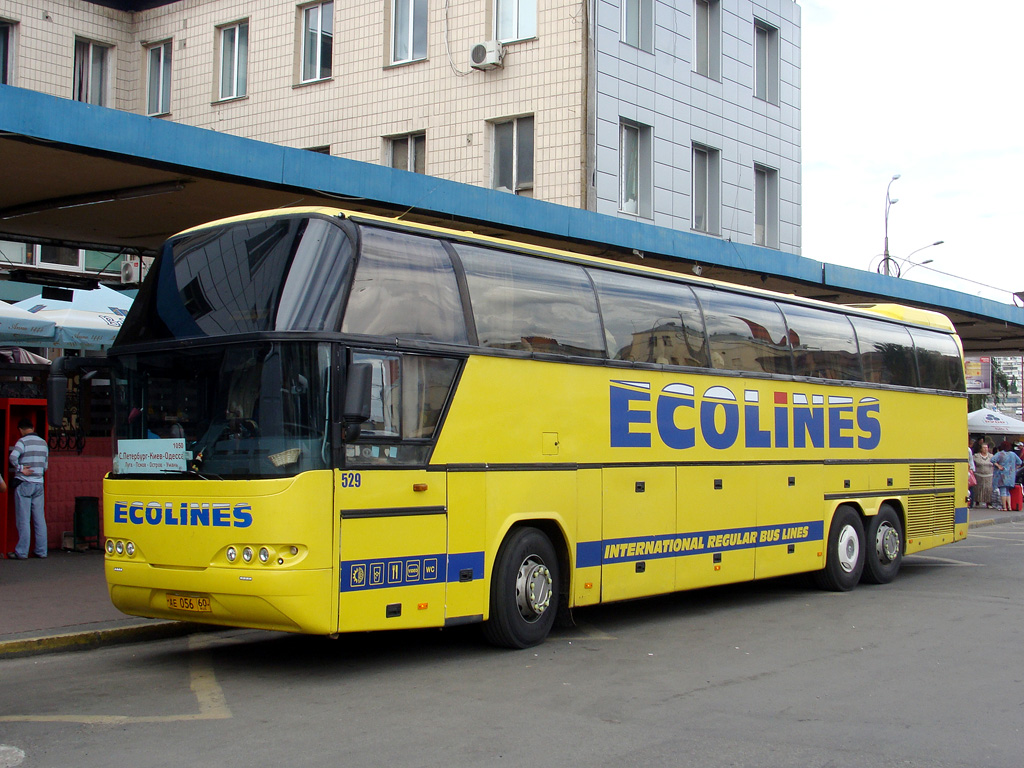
2,509,1023,659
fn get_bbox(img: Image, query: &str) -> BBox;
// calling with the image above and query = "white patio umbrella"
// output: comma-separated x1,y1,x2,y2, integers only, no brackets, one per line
13,284,132,350
0,301,57,344
968,408,1024,436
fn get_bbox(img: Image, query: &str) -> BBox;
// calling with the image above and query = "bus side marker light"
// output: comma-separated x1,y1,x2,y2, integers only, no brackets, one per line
714,565,721,571
584,582,593,589
418,602,428,610
413,483,428,492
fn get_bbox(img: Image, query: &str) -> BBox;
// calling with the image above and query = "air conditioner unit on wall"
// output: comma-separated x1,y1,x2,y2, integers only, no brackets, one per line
121,256,153,284
470,40,504,71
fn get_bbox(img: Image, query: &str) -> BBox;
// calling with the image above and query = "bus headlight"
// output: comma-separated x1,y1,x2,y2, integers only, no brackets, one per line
115,540,124,555
106,539,115,555
259,547,270,563
125,541,135,557
242,547,253,563
226,546,237,562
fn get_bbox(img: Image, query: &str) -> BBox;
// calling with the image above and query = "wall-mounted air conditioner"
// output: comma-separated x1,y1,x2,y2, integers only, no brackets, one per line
470,40,504,71
121,256,153,284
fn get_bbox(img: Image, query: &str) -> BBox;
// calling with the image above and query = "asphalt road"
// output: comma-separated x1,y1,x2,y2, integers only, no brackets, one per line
2,522,1023,768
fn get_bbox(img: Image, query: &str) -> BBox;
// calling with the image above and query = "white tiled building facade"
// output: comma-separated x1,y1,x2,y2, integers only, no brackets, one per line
0,0,801,252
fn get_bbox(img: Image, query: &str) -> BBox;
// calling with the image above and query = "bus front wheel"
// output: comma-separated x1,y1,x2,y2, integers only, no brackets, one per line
813,505,865,591
483,527,560,649
861,504,903,585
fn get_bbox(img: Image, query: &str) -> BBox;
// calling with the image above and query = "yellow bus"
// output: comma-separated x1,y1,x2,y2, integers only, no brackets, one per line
78,207,967,648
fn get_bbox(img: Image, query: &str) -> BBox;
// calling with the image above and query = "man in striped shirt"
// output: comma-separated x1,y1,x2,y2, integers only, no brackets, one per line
7,418,48,560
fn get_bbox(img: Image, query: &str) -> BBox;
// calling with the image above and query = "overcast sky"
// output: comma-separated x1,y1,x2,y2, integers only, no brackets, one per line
799,1,1024,304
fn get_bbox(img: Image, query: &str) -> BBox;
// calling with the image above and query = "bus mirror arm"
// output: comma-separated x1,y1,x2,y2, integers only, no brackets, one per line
342,362,373,442
47,355,111,429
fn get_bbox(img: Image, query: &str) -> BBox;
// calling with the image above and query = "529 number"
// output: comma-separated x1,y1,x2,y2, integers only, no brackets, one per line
340,472,362,488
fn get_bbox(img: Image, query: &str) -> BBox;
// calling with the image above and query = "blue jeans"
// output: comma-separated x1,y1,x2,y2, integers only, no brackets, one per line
13,481,46,558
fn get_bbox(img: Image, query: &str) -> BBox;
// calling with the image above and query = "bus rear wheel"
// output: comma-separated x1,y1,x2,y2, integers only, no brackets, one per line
483,527,560,649
862,504,903,585
813,505,865,591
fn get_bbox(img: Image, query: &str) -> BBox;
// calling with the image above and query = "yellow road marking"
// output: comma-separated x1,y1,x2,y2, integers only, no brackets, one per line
0,635,231,724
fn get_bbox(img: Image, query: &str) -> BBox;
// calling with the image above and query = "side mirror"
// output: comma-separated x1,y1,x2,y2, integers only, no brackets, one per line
47,357,69,428
342,362,372,441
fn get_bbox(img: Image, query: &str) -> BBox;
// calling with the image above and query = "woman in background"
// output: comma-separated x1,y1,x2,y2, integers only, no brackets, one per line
974,442,995,509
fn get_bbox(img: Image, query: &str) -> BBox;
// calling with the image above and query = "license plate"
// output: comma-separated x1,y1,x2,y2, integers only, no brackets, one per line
166,593,212,613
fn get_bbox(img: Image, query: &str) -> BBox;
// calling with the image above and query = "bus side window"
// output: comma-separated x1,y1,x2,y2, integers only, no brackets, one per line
851,317,919,387
590,270,709,367
692,288,794,375
779,303,863,382
909,328,965,392
342,227,469,344
347,352,460,466
456,244,605,358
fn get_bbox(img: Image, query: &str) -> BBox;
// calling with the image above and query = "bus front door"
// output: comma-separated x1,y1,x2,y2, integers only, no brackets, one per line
336,469,448,632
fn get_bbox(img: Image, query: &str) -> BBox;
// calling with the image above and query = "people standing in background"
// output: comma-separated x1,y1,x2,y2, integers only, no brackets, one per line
973,442,995,509
968,441,977,508
993,441,1022,512
7,418,49,560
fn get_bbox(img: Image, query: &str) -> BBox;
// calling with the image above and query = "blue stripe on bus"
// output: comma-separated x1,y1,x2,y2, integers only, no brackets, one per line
955,506,968,525
575,521,825,568
339,551,485,592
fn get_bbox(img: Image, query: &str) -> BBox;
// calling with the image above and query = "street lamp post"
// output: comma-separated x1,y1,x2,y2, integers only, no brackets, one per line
882,174,900,277
900,240,945,276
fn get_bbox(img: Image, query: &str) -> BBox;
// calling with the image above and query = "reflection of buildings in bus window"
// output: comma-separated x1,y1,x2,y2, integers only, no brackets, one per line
619,321,705,367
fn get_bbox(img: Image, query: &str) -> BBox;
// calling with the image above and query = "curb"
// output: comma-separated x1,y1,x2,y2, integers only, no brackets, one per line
0,621,213,660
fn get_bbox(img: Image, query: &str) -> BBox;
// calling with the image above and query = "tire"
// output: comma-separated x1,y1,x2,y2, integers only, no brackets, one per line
813,505,865,591
482,527,560,649
861,504,903,585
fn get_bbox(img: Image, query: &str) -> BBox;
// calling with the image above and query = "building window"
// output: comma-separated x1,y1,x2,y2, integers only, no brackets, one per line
692,144,720,234
622,0,653,52
74,39,110,106
493,116,534,196
754,165,779,248
754,19,779,104
620,120,652,217
693,0,720,80
219,21,249,100
146,41,172,115
301,2,333,82
1,21,12,85
495,0,537,43
390,133,426,173
392,0,427,64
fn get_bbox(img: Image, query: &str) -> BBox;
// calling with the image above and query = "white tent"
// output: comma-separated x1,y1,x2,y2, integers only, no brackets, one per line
0,301,57,344
968,408,1024,435
13,284,131,350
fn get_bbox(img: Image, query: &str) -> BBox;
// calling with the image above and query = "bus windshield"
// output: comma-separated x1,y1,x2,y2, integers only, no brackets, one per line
112,341,332,479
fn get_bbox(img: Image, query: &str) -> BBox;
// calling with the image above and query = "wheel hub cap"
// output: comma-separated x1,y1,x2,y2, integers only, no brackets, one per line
837,524,860,573
876,522,900,564
516,556,552,623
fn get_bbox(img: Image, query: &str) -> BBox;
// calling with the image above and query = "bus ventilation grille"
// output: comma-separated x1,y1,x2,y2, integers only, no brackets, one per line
906,493,955,538
906,464,956,538
908,463,956,489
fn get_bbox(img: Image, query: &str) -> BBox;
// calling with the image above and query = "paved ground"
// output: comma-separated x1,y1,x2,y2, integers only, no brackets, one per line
2,508,1022,658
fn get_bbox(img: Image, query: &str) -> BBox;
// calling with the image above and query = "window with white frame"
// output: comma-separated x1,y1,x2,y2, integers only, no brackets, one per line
693,0,720,80
391,0,427,64
493,116,534,196
146,41,172,115
620,120,652,217
495,0,536,43
1,20,13,85
753,19,779,104
219,20,249,100
74,38,111,105
301,2,333,82
692,144,720,234
622,0,653,52
754,164,779,247
390,133,426,173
